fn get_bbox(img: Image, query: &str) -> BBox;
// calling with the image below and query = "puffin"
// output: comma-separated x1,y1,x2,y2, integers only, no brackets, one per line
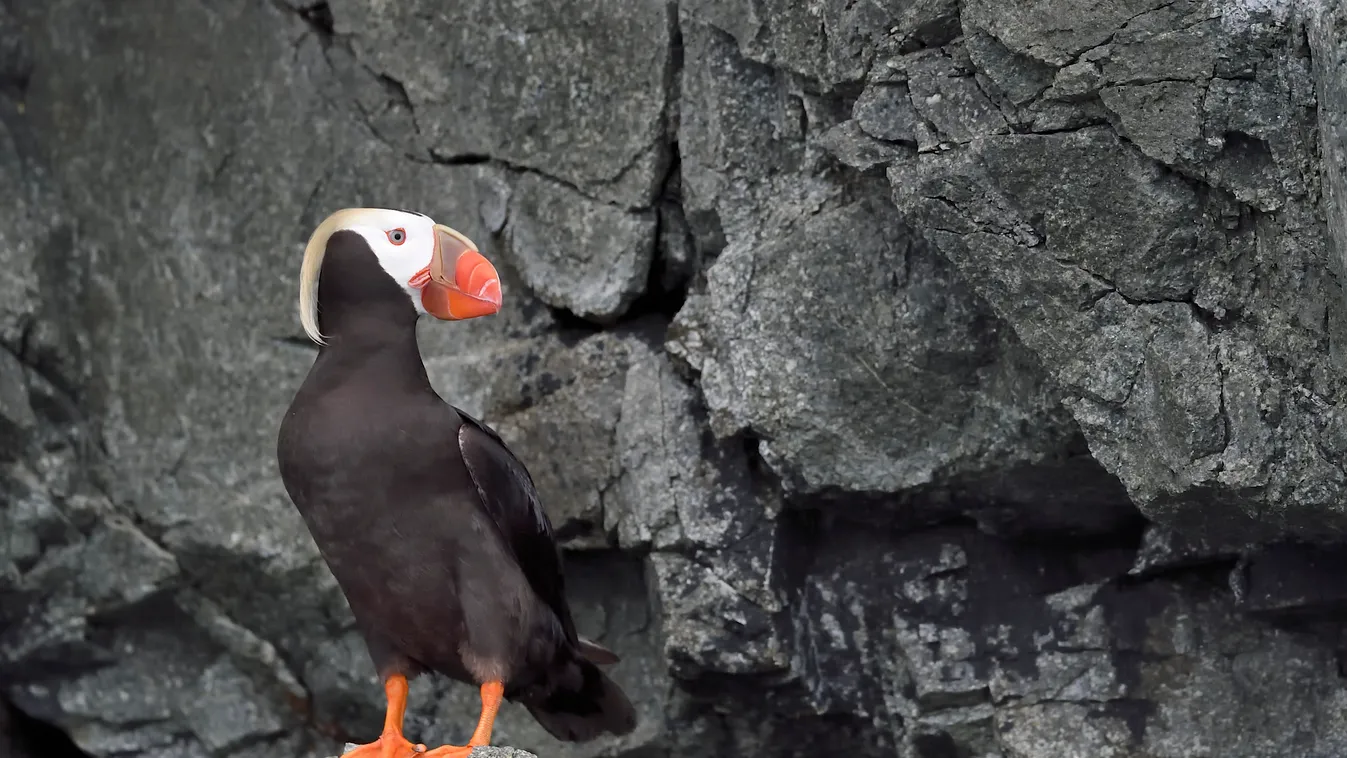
275,208,637,757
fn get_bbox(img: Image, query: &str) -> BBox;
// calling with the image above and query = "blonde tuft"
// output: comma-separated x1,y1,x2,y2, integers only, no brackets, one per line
298,208,374,345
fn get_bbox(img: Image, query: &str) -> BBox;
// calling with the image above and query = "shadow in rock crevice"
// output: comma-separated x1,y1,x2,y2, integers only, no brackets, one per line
2,701,89,758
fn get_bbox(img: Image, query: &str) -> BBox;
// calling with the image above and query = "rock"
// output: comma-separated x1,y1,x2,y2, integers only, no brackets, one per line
785,521,1347,757
332,0,676,207
649,546,786,679
671,16,1078,498
681,0,890,87
669,192,1074,496
816,120,908,172
852,82,920,144
900,44,1010,145
178,659,287,753
611,346,764,551
1240,542,1347,621
0,3,30,95
962,26,1054,107
503,172,657,323
1312,0,1347,308
483,329,643,548
1127,524,1242,578
0,464,70,579
0,349,35,459
9,1,1347,758
962,0,1161,67
888,116,1345,542
0,98,66,358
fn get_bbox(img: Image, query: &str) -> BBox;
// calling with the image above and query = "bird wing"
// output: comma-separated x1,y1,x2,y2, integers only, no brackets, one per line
455,409,579,644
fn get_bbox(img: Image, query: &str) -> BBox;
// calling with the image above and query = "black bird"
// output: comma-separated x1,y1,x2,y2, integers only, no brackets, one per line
276,208,636,758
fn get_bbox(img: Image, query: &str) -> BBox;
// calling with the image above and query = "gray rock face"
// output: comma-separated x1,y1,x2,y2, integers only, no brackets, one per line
870,0,1346,544
503,174,657,322
328,0,673,323
669,18,1079,499
782,524,1347,758
330,0,674,206
6,1,1347,758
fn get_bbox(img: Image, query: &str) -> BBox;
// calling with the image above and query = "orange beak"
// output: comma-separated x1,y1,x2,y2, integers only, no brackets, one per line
412,224,502,321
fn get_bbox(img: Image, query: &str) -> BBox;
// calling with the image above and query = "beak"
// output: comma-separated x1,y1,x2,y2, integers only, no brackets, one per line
418,224,502,320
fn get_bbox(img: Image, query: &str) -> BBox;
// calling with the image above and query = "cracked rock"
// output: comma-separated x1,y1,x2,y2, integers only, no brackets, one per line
68,517,180,613
179,658,286,753
503,172,657,323
962,0,1168,67
682,0,899,87
650,549,786,679
791,523,1347,757
611,344,765,551
1313,0,1347,282
0,349,35,458
333,0,675,207
11,1,1347,758
673,18,1076,497
1128,523,1242,577
669,190,1075,494
0,107,64,356
817,119,910,171
483,329,646,548
902,45,1010,145
853,82,919,144
1100,80,1206,165
1046,61,1103,101
888,116,1347,542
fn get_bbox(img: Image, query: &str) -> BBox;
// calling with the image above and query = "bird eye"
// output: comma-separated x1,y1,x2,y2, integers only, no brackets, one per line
387,228,407,245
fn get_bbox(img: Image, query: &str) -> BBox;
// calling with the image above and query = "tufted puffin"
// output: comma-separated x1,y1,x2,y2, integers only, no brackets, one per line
276,208,637,757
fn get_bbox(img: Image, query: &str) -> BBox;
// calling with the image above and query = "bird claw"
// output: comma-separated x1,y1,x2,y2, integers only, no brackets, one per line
416,744,476,758
342,733,422,758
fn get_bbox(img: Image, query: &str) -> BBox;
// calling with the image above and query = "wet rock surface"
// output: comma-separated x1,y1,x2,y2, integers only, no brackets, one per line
4,1,1347,758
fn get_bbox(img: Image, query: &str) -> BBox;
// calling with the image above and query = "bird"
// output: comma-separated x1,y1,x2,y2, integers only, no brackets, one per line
275,208,637,758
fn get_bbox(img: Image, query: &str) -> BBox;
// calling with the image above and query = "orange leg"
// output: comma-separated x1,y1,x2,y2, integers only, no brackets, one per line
342,675,421,758
419,681,506,757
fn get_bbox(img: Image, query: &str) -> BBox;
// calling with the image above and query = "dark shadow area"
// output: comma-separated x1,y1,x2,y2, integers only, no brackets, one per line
2,701,88,758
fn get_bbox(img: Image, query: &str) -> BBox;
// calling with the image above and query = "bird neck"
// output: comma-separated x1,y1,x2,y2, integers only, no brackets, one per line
308,239,433,390
313,306,433,390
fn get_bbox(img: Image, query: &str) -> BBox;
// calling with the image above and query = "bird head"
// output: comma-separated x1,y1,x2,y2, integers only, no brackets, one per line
298,207,502,344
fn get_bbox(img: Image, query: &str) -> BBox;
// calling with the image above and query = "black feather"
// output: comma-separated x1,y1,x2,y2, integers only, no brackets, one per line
524,656,638,741
456,412,579,643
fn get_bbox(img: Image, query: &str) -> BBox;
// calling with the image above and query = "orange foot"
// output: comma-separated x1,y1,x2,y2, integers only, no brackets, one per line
344,675,422,758
416,681,505,758
416,745,473,758
343,732,422,758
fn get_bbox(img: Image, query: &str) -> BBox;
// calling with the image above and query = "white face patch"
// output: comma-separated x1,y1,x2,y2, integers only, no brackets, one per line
347,210,440,315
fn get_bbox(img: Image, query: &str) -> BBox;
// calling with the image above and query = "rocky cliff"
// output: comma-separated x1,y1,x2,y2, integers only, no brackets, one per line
4,0,1347,756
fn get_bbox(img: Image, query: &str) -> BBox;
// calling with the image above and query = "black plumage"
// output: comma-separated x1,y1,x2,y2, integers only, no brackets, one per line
276,225,635,756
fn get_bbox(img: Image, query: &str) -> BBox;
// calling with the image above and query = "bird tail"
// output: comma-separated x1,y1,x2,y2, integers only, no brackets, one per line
523,639,637,742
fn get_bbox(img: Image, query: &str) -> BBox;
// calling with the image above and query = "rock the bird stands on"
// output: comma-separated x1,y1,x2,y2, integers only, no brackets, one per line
276,208,637,758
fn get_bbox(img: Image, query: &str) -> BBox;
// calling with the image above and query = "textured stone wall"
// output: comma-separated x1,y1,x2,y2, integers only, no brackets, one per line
4,1,1347,757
